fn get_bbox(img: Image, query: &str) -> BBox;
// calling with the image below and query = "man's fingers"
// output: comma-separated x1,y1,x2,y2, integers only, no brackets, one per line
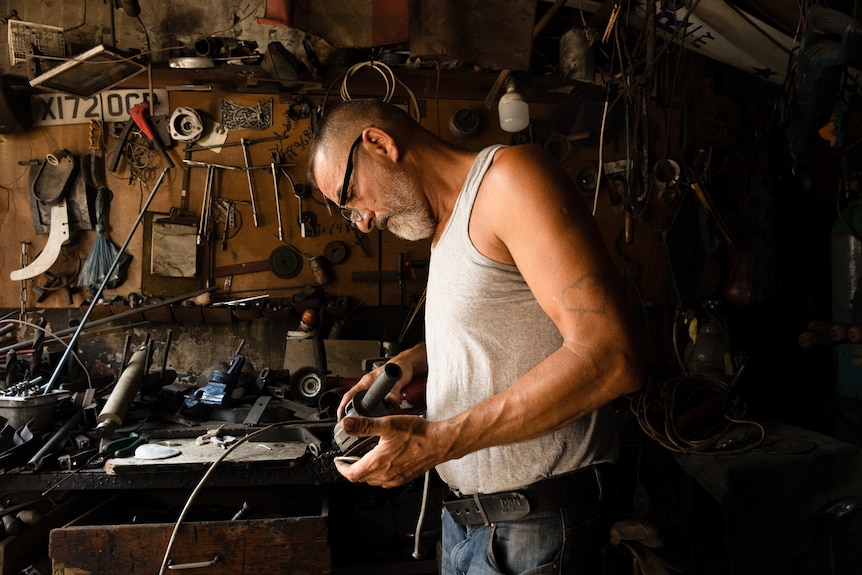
340,415,376,436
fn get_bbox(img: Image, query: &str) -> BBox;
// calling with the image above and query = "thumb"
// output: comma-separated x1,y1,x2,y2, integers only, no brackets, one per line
341,416,376,436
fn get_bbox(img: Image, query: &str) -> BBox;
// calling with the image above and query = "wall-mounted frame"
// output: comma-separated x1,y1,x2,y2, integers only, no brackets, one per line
29,44,146,98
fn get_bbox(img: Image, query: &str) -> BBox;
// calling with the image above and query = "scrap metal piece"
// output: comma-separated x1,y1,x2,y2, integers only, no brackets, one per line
243,396,272,425
269,245,303,279
220,98,273,131
10,199,70,281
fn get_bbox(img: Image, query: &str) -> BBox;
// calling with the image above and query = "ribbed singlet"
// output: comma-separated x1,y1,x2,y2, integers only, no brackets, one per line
424,145,618,495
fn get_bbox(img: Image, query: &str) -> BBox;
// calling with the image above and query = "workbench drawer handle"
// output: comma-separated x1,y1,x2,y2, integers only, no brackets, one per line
167,554,222,570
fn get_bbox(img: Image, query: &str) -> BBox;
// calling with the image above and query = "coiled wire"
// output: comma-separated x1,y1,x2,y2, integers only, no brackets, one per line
629,374,764,454
322,60,421,123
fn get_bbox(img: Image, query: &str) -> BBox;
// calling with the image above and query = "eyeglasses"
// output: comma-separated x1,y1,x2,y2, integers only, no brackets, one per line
338,135,364,225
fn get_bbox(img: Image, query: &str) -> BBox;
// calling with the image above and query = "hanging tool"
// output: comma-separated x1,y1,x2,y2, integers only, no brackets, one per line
181,157,295,243
179,144,194,212
10,202,70,281
109,117,137,174
12,151,77,281
197,165,216,245
215,198,245,250
270,150,286,241
217,200,232,250
240,137,261,227
293,182,315,238
129,101,175,168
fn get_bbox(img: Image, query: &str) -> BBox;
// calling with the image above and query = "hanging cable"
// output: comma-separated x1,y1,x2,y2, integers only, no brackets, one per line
157,419,334,575
338,60,421,123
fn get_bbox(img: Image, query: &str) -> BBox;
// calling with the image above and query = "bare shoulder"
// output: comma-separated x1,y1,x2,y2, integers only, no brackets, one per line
471,144,600,264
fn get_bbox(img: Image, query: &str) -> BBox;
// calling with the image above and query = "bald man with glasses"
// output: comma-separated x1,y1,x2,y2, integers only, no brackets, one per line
308,98,643,575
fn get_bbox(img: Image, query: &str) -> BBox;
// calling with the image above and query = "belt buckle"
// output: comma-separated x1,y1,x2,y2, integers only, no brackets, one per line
443,491,531,526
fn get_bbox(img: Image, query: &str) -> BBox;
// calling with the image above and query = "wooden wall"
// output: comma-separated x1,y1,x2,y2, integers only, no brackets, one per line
1,72,686,378
0,90,523,310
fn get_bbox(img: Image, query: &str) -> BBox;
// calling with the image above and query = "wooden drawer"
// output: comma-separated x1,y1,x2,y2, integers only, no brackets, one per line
0,493,95,575
50,487,330,575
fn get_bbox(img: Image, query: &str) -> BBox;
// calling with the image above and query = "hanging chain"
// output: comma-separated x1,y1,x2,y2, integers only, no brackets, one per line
18,242,30,321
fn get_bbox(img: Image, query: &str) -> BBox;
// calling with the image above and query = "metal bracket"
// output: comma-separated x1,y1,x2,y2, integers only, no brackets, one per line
10,199,70,281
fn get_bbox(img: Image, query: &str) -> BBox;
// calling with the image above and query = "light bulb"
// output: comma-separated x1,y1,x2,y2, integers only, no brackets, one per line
498,82,530,133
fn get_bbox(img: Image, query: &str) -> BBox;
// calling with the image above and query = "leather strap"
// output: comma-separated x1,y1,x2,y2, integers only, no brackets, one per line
443,463,611,526
443,491,531,525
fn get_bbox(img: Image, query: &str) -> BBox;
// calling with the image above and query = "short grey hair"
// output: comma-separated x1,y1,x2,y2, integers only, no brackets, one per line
307,99,420,192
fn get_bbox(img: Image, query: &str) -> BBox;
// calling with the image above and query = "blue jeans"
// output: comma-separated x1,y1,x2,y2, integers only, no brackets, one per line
440,502,614,575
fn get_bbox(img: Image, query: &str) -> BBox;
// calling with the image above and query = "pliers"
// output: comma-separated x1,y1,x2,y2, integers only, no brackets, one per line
101,432,148,459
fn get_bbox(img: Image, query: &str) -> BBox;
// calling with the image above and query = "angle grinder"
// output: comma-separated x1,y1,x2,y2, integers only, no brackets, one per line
333,363,402,462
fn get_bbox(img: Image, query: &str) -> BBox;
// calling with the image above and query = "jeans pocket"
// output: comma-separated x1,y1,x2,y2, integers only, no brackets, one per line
488,511,563,575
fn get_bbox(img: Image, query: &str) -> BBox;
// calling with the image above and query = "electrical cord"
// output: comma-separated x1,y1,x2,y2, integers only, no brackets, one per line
412,469,430,560
157,418,335,575
629,374,764,454
337,60,421,123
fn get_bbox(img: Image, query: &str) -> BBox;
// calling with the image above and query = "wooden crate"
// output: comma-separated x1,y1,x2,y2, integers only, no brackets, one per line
50,487,330,575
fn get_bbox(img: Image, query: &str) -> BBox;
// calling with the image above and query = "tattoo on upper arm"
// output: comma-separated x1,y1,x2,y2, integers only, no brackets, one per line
561,273,607,319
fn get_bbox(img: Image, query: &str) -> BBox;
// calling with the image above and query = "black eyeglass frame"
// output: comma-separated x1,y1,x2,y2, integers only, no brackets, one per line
338,135,364,224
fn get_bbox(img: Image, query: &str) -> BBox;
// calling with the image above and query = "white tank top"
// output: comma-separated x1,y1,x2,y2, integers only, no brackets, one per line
425,145,618,495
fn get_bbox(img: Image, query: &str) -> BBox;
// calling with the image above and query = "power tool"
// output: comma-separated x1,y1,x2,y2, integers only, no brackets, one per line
333,363,402,461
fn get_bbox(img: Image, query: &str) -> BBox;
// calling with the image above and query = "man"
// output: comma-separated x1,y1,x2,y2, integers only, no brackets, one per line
308,98,643,574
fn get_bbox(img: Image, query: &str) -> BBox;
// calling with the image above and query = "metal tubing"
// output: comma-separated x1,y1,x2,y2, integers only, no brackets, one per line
270,151,285,241
43,167,170,394
26,409,85,469
240,138,261,226
359,363,403,414
197,165,215,245
187,134,283,152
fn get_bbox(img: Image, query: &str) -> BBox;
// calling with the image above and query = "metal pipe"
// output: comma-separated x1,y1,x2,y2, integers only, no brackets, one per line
270,151,285,241
43,168,170,394
26,409,84,470
240,138,261,226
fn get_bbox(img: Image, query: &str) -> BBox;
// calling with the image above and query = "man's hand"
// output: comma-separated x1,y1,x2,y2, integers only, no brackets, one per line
337,345,426,418
333,414,442,488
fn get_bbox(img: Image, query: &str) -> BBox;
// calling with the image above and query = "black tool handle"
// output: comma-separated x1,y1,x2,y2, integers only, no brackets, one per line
358,363,402,415
109,119,135,173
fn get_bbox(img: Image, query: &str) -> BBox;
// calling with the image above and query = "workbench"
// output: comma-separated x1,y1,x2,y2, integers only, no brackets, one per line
0,421,337,492
0,419,442,575
672,420,862,575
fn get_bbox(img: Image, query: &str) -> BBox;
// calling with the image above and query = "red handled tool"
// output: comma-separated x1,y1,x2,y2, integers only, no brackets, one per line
129,102,175,168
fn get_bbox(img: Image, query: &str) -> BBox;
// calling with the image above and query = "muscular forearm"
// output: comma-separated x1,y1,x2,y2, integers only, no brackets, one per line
432,342,641,463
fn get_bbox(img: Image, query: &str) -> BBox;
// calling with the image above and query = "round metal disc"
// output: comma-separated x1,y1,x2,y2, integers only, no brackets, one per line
269,245,302,279
323,241,348,264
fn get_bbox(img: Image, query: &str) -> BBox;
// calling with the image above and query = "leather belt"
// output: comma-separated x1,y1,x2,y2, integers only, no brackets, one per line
443,462,611,526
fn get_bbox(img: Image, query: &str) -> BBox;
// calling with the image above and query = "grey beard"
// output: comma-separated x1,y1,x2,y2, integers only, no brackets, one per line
385,206,437,241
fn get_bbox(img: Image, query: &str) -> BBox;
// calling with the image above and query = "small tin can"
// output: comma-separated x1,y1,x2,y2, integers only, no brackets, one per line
309,256,331,285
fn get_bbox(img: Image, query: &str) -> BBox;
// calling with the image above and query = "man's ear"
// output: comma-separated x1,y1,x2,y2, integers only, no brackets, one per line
363,126,400,162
